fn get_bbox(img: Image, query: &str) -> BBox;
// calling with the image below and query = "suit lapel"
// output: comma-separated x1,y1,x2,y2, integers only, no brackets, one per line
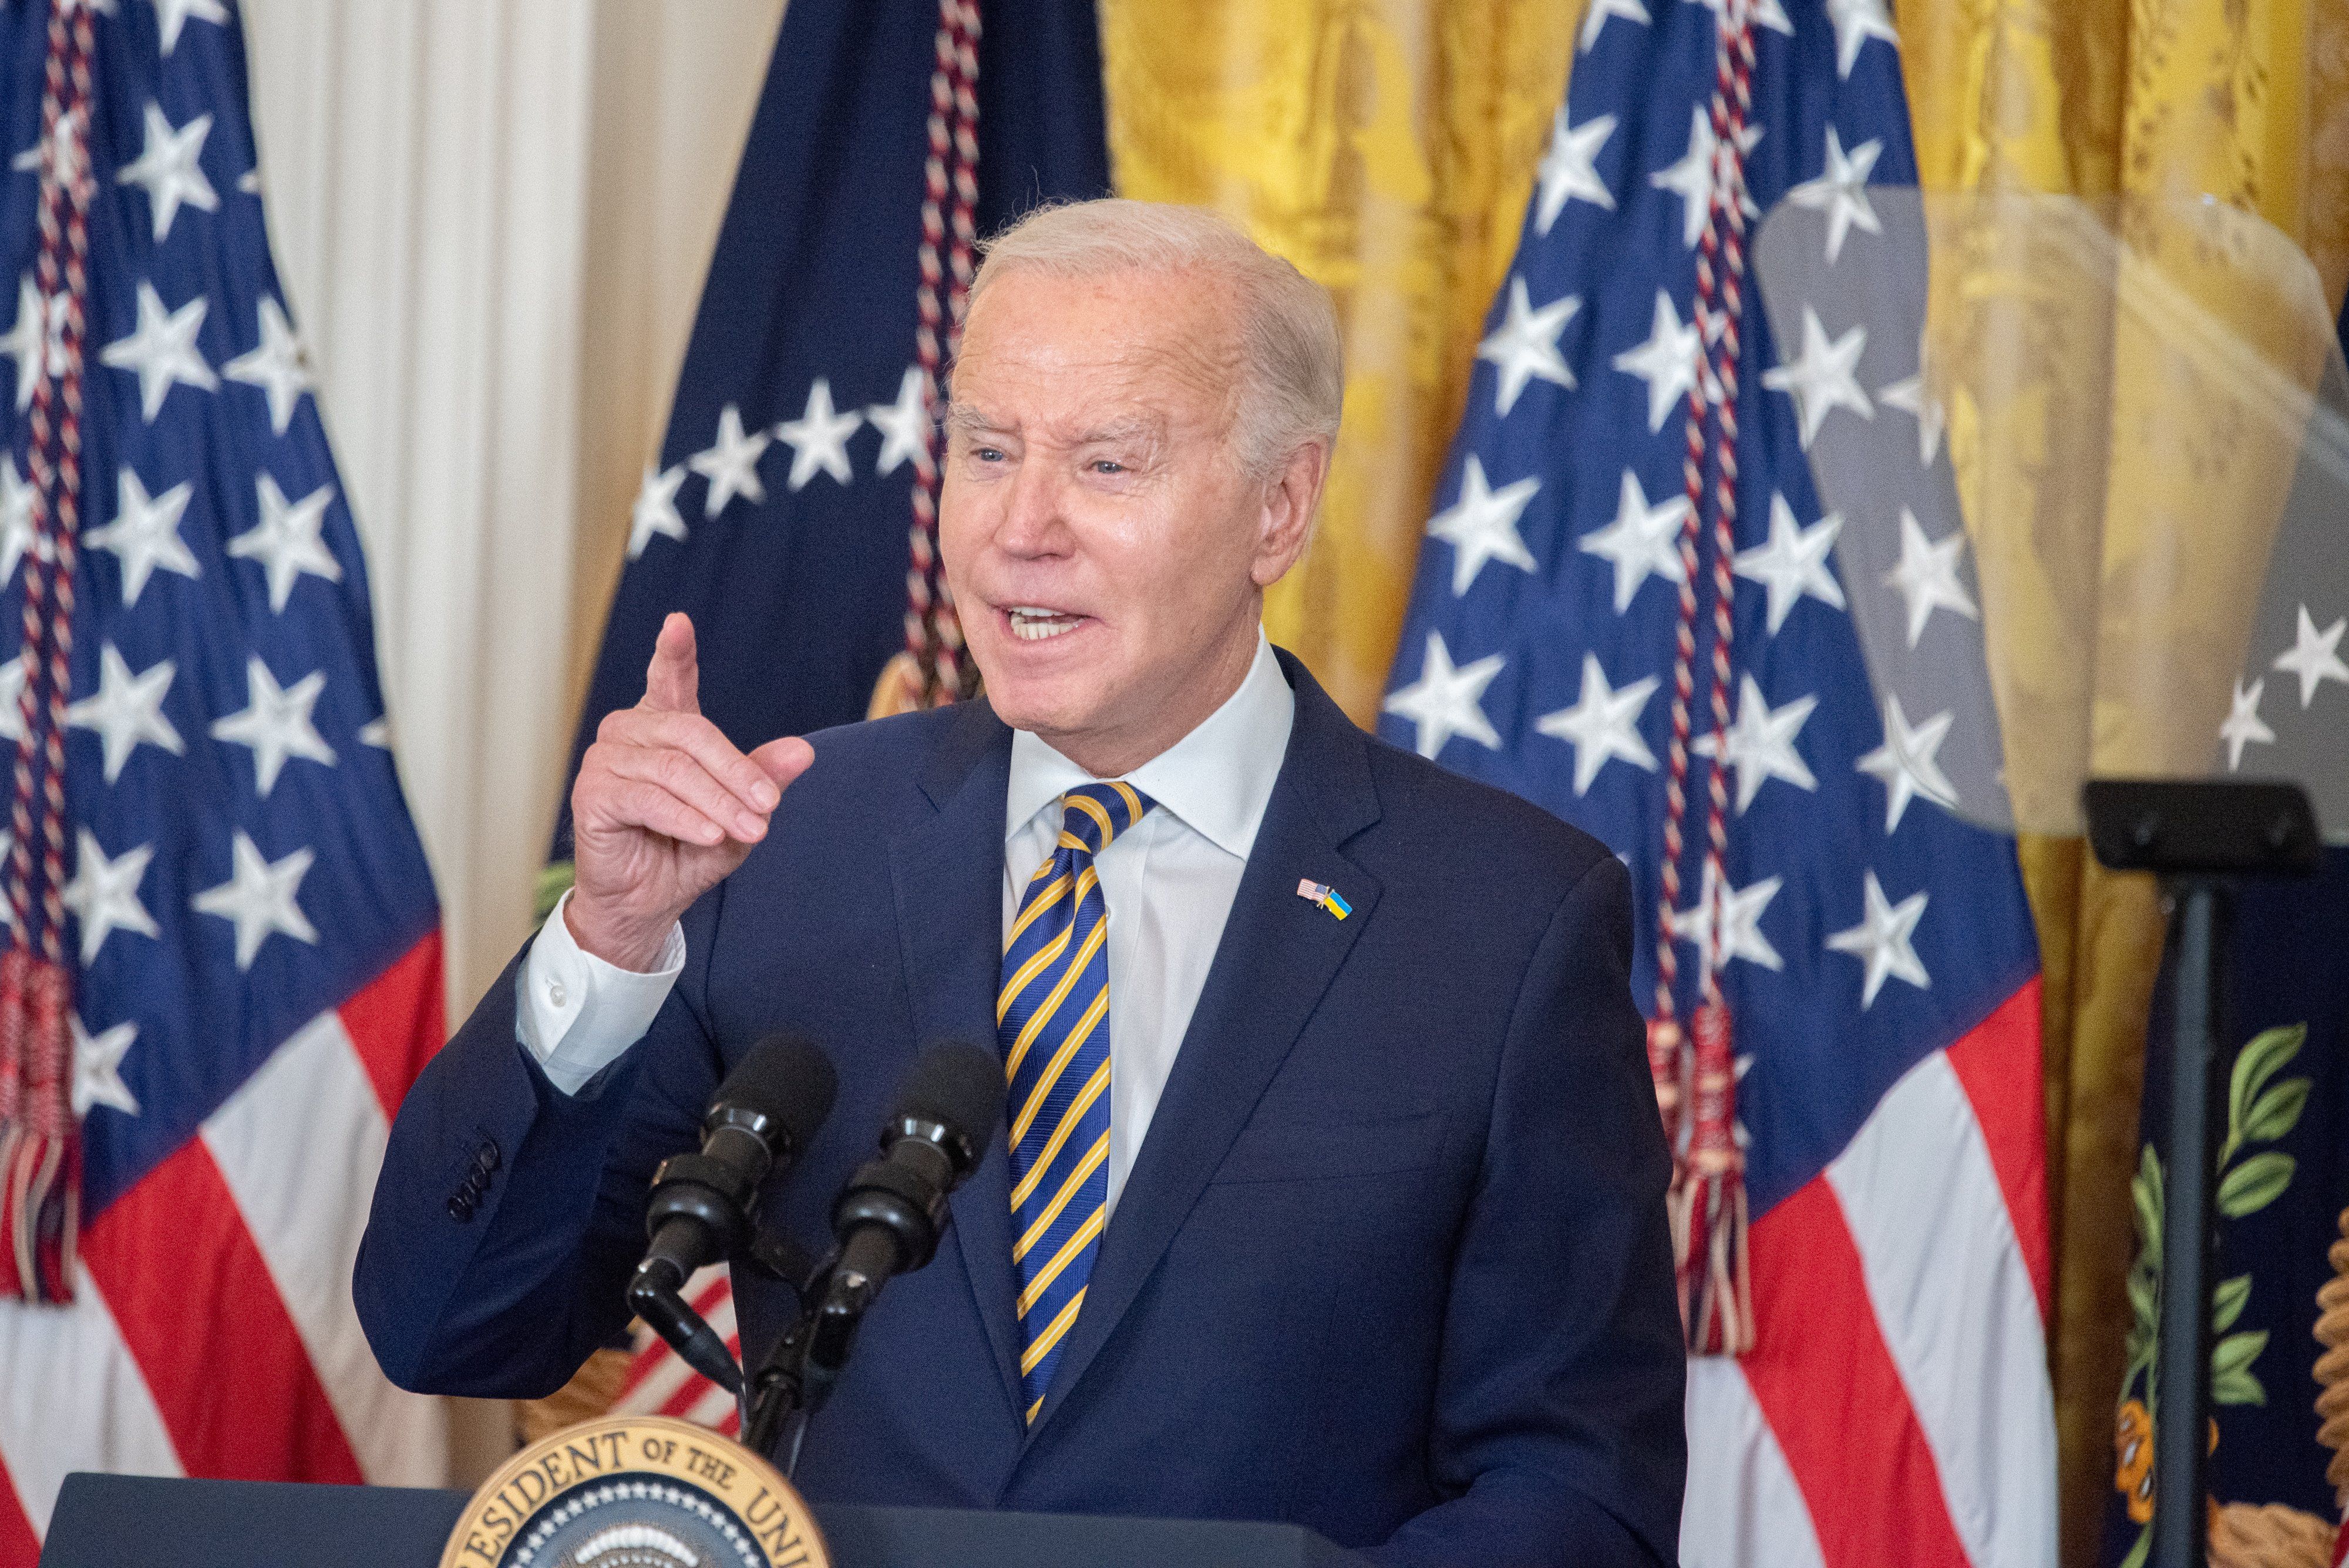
1027,655,1383,1436
888,699,1026,1424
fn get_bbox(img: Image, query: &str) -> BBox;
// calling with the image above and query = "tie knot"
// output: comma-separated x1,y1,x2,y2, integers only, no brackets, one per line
1058,781,1154,855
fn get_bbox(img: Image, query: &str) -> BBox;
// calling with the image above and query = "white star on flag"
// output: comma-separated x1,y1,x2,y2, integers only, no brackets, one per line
210,657,339,798
62,829,159,966
1478,277,1579,416
866,366,933,478
11,105,88,201
192,831,321,971
688,403,771,517
1669,861,1785,974
223,296,314,435
1651,106,1764,251
2,272,62,411
1732,493,1845,633
1580,469,1690,613
1536,653,1659,795
2220,677,2275,771
68,643,185,783
1383,632,1505,759
1759,305,1871,449
1826,0,1901,79
1428,455,1540,596
155,0,231,53
1855,694,1958,832
100,280,218,422
86,466,199,605
1877,338,1946,467
0,455,43,585
628,463,688,560
1613,290,1702,434
1578,0,1649,52
1534,109,1617,231
1883,506,1979,648
1826,869,1931,1008
1785,127,1882,264
2270,604,2349,708
71,1014,140,1119
116,102,218,243
0,656,24,745
775,377,861,490
231,473,343,611
1692,673,1819,812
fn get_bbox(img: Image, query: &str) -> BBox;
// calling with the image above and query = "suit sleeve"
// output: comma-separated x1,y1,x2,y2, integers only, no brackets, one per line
353,883,731,1399
1371,854,1687,1568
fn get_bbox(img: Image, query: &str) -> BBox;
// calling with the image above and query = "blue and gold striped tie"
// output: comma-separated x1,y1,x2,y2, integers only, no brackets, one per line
998,780,1153,1424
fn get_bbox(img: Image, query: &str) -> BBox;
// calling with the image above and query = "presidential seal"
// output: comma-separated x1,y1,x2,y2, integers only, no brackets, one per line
441,1415,829,1568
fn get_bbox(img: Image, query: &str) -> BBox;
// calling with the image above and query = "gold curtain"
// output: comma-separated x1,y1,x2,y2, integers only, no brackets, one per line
1097,0,1579,725
1900,4,2349,1559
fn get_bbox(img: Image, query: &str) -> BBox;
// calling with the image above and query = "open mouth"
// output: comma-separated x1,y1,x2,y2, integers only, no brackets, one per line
1004,605,1088,642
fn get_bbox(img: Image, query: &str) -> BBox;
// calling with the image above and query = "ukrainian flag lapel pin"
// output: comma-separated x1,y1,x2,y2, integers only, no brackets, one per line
1295,878,1352,920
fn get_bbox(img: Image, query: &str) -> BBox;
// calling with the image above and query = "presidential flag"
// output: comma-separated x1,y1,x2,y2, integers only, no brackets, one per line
0,0,445,1549
1381,1,2055,1561
579,0,1110,1435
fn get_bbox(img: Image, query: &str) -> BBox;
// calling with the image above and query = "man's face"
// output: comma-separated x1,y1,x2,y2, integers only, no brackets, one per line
940,265,1318,774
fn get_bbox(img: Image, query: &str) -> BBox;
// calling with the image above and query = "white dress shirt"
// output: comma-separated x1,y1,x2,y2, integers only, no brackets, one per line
517,631,1295,1211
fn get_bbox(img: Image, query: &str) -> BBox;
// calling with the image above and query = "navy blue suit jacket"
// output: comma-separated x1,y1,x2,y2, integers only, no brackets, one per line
355,652,1684,1565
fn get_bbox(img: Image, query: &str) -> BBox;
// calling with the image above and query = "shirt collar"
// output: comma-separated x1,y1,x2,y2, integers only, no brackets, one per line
1004,630,1295,861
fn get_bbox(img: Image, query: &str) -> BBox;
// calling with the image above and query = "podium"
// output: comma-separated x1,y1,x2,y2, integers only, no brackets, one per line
37,1471,1371,1568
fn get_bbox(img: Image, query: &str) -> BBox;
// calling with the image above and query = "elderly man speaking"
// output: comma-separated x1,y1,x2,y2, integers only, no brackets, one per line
356,200,1684,1565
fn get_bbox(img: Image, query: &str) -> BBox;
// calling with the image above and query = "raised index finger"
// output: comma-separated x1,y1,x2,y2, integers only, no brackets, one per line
640,612,700,715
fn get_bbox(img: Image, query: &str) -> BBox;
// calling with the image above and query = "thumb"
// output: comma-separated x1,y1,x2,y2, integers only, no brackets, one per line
749,735,815,793
641,613,701,714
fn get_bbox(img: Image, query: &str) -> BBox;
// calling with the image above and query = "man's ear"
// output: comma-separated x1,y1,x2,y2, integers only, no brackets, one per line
1251,440,1330,588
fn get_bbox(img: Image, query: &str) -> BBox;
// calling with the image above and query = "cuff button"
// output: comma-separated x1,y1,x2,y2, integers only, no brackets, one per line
447,1195,475,1223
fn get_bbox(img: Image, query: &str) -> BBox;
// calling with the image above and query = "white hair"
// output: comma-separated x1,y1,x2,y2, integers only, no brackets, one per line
965,198,1344,480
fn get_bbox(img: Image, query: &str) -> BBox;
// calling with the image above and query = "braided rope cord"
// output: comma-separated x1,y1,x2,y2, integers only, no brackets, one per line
1647,0,1760,1356
0,0,98,1304
900,0,982,712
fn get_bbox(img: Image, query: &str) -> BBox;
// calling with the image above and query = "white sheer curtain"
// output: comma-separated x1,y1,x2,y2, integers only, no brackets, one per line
237,0,785,1479
240,0,784,1018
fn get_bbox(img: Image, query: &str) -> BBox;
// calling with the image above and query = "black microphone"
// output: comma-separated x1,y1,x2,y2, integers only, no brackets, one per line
796,1042,1003,1400
630,1034,837,1392
739,1042,1002,1456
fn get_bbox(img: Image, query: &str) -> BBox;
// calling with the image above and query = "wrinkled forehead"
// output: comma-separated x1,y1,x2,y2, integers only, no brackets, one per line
948,266,1242,439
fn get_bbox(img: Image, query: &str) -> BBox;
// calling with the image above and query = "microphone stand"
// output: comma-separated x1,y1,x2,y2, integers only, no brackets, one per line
2082,780,2318,1568
739,1249,877,1472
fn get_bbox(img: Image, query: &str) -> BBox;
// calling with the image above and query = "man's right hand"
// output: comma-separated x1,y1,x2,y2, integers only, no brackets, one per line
566,612,815,971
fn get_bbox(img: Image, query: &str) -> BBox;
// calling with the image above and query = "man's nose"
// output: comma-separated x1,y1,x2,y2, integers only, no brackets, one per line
994,459,1069,558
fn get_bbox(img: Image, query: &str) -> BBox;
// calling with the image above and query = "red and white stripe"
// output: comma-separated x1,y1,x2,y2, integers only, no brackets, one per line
0,934,448,1546
610,1266,741,1436
1683,980,2056,1568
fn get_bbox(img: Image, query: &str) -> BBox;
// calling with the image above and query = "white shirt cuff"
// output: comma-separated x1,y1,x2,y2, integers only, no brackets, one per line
517,888,688,1095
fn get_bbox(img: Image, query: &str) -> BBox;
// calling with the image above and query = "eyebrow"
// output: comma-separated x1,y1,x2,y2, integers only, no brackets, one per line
943,405,1165,451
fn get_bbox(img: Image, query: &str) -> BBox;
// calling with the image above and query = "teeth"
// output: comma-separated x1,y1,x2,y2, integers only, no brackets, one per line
1008,607,1080,642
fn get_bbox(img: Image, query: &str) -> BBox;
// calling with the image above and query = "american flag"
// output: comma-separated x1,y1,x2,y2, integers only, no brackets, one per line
1381,1,2056,1562
0,0,445,1550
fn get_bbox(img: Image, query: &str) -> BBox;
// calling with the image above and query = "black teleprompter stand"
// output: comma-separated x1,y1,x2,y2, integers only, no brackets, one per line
2082,779,2321,1568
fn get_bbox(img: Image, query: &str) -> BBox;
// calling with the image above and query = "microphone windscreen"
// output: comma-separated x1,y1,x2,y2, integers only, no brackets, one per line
895,1041,1007,1141
719,1034,839,1149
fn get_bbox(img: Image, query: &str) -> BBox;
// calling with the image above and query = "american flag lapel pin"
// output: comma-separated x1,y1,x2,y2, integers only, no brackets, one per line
1295,878,1352,920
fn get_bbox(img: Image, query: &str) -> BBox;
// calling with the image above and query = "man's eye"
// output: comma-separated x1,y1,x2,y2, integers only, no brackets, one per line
974,446,1005,463
1092,459,1126,475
